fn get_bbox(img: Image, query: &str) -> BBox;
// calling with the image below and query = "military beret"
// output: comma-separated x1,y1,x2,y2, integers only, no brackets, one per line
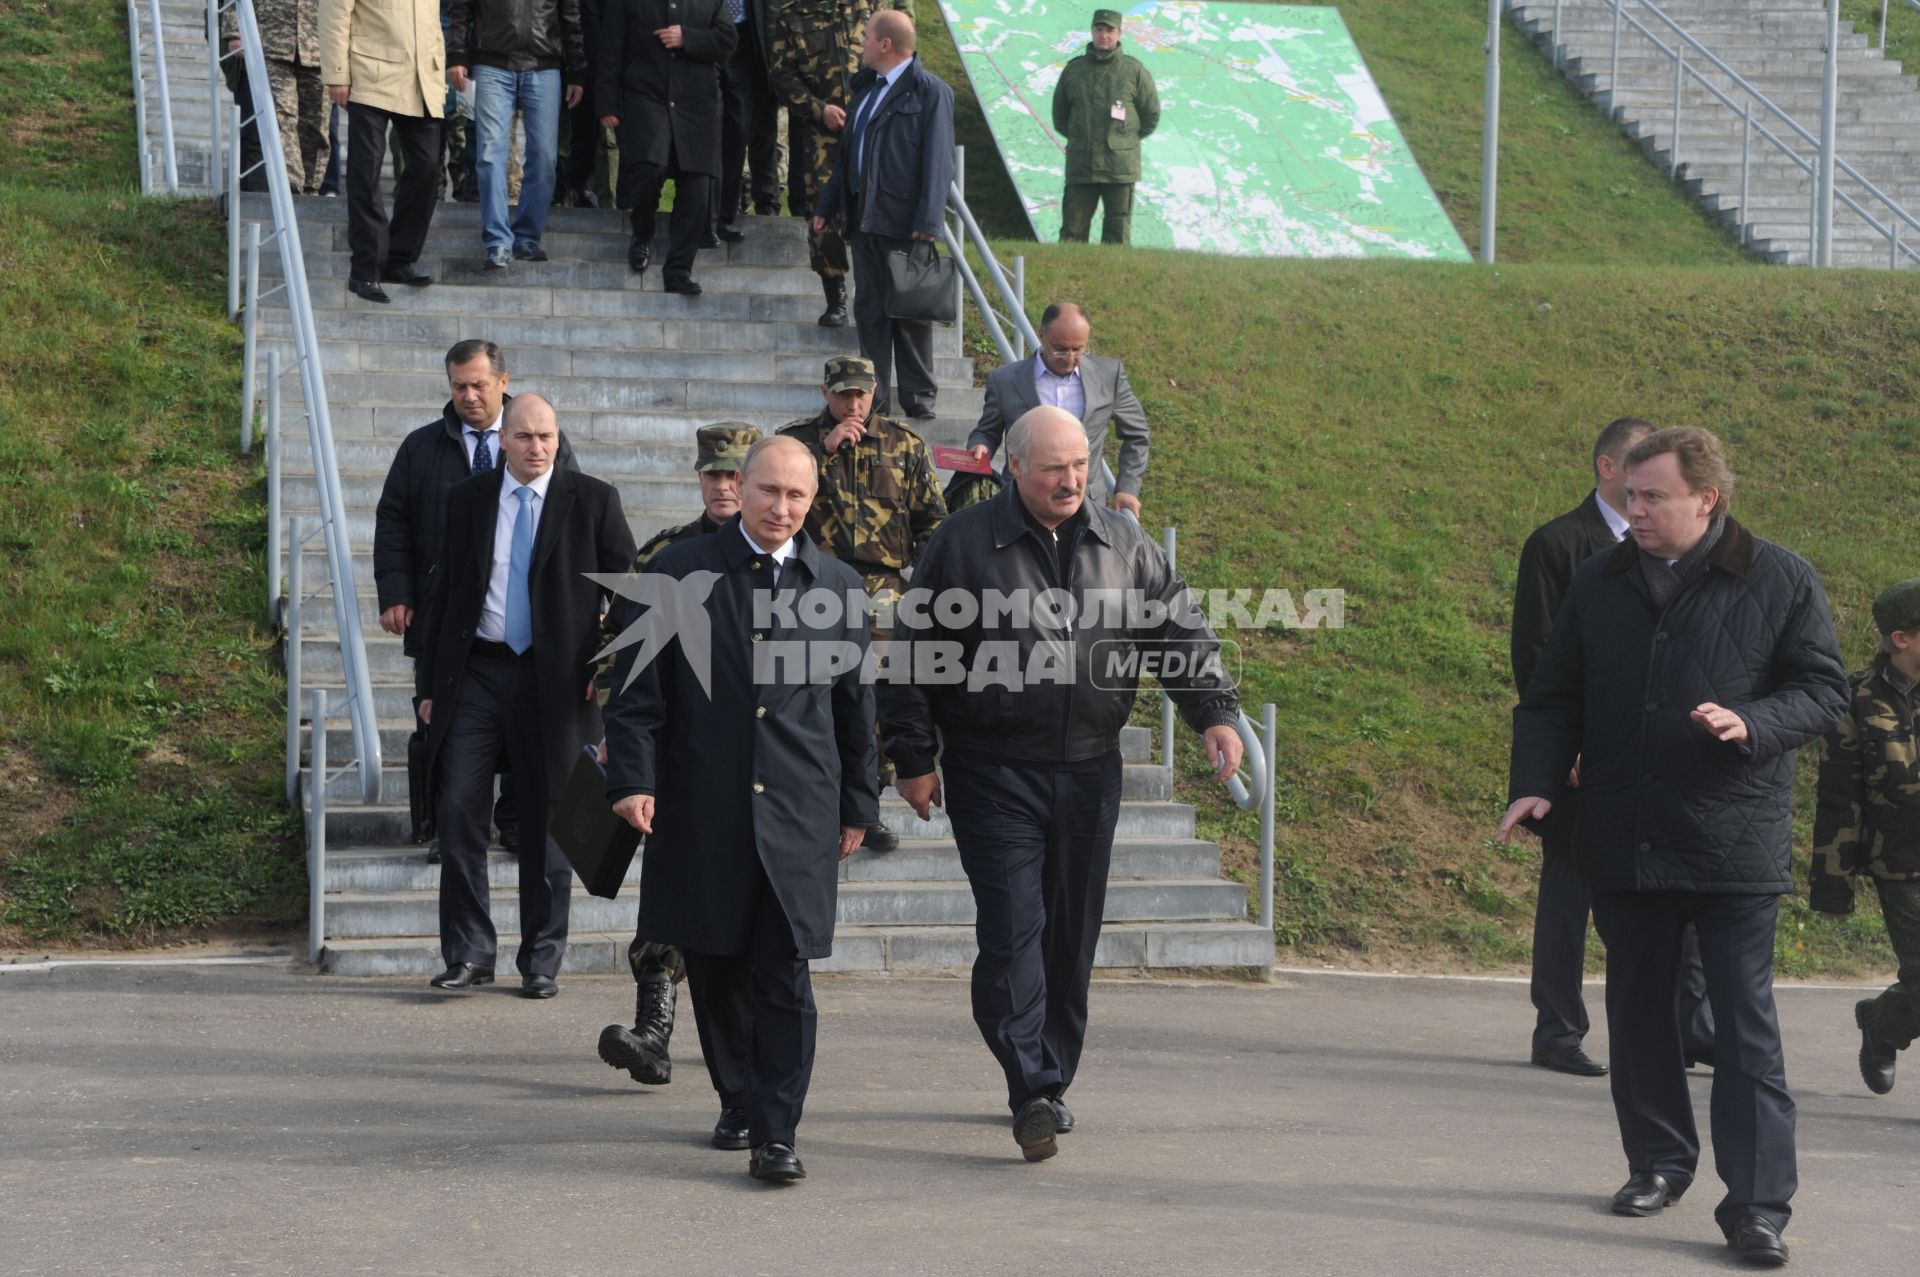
1873,577,1920,636
694,421,760,472
824,354,877,393
1092,9,1122,29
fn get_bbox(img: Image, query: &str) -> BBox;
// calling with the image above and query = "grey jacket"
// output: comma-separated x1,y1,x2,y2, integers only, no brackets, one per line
967,352,1150,500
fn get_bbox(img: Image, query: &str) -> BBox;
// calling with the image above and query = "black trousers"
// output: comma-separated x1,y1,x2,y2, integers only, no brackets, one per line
621,129,710,286
714,26,778,223
1589,889,1795,1234
682,866,816,1146
434,653,572,977
345,102,442,283
558,92,602,198
850,229,938,417
944,750,1123,1111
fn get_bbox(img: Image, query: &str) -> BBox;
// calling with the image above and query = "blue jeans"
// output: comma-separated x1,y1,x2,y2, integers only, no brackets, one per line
473,65,560,255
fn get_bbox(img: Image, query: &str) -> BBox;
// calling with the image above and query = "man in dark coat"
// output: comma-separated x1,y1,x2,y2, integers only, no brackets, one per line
1511,416,1712,1078
812,10,953,419
416,395,636,997
603,434,877,1183
1501,426,1848,1267
596,0,737,294
373,340,578,855
711,0,781,240
885,406,1243,1164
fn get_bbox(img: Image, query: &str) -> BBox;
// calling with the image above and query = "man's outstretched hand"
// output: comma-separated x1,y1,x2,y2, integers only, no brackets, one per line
1497,796,1552,843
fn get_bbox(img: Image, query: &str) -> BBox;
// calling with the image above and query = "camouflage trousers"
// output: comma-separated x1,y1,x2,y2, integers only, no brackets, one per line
861,568,905,791
1867,877,1920,1050
1060,180,1135,246
267,58,328,193
789,116,849,279
629,937,686,983
442,86,476,201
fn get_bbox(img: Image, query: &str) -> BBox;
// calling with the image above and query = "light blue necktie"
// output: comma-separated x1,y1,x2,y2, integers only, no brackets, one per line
504,487,534,654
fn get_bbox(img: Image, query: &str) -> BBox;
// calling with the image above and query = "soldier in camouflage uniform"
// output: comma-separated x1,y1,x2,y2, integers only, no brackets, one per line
596,422,760,1092
223,0,330,192
1810,577,1920,1096
766,0,872,326
778,355,944,851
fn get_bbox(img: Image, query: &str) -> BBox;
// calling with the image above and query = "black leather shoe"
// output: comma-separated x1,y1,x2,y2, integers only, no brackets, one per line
1048,1097,1074,1134
382,263,433,286
628,239,651,274
347,277,391,304
1858,998,1897,1094
664,277,702,296
521,974,558,999
511,240,548,262
749,1141,805,1182
496,824,522,854
430,962,493,990
698,229,722,249
1532,1045,1608,1077
716,223,745,243
712,1107,751,1150
1727,1214,1789,1266
1610,1172,1683,1217
425,840,442,865
1013,1095,1060,1162
864,822,899,853
906,404,938,420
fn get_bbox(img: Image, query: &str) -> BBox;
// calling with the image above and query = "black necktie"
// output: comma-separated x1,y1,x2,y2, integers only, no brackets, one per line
471,430,493,476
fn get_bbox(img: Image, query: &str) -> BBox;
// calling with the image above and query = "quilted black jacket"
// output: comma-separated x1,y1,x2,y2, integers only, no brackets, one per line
1510,517,1848,893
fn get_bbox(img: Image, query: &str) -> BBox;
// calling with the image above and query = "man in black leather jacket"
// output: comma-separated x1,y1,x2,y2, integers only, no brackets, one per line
884,405,1242,1163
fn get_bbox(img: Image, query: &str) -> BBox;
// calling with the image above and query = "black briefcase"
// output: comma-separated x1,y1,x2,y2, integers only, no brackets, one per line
884,239,959,325
551,746,643,899
406,727,433,844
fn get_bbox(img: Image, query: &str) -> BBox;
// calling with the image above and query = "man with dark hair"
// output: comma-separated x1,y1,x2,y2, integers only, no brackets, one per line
968,302,1149,518
417,396,636,998
812,10,954,418
374,341,579,860
1502,425,1848,1267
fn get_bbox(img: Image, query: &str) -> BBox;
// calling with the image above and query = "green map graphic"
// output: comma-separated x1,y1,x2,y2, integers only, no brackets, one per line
938,0,1470,259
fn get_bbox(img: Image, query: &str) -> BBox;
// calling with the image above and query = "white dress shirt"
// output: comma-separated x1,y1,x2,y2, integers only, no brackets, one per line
461,412,503,470
853,59,911,173
478,467,555,642
1598,493,1630,542
741,523,796,586
1034,353,1087,420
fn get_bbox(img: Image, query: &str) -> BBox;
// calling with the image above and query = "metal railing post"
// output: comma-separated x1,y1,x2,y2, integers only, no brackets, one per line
129,0,152,195
1818,0,1840,267
265,350,282,624
1609,0,1623,118
1012,255,1026,360
1894,221,1903,270
240,222,261,449
1480,0,1501,263
285,516,303,806
952,143,967,341
1740,100,1753,244
1882,0,1891,50
228,103,243,320
146,0,179,191
1259,702,1276,932
308,686,327,965
1551,0,1563,69
1160,526,1177,768
1670,50,1684,179
207,0,223,196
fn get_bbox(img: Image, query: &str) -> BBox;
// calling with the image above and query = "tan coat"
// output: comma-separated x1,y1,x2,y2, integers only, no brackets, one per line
319,0,446,119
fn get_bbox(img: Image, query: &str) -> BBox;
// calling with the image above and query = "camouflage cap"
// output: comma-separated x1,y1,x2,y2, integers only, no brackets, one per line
824,354,877,393
1873,577,1920,636
694,421,761,473
1092,8,1122,28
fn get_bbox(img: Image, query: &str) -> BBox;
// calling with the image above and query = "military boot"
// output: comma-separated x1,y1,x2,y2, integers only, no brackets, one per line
596,971,676,1085
818,276,849,328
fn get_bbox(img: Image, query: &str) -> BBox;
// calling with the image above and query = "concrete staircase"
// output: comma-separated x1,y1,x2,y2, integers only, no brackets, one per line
253,199,1272,979
1509,0,1920,267
136,0,230,194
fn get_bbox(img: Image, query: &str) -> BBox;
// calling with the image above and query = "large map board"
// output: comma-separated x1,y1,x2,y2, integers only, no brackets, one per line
938,0,1470,259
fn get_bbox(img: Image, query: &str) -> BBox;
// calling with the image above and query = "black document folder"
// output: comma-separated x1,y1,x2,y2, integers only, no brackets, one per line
552,746,642,899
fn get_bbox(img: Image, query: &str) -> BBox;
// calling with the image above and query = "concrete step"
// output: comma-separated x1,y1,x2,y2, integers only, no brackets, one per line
304,219,820,271
253,309,966,356
302,404,979,449
320,918,1277,976
280,470,700,515
320,876,1247,940
286,275,920,327
319,832,1216,892
305,370,985,419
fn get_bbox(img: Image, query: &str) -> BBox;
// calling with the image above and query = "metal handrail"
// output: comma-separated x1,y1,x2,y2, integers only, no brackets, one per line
1879,0,1920,51
1551,0,1920,267
216,0,385,805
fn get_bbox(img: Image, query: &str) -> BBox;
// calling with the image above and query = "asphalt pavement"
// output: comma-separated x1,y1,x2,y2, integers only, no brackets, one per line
1,963,1914,1276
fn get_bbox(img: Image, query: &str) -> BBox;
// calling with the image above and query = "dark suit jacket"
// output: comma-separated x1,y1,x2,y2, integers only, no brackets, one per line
1512,491,1620,697
967,352,1150,500
602,518,878,959
417,464,637,805
815,55,955,240
595,0,737,176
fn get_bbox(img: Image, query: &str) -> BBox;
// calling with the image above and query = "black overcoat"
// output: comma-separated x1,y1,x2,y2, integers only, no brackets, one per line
594,0,737,177
1510,518,1848,893
416,464,637,804
602,518,878,959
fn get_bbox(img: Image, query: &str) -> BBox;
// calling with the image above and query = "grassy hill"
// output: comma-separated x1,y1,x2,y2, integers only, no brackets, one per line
3,0,1915,980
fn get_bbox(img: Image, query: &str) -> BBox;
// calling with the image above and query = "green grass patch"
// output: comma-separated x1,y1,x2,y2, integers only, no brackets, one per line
0,5,302,945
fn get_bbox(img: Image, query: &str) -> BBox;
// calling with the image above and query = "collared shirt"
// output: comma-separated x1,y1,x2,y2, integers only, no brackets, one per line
461,412,504,470
1597,493,1630,542
1033,352,1087,421
478,467,555,642
854,58,911,173
741,523,796,586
